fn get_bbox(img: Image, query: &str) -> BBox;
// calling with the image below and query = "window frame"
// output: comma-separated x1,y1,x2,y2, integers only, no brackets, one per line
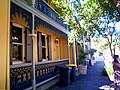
12,23,25,64
41,33,48,61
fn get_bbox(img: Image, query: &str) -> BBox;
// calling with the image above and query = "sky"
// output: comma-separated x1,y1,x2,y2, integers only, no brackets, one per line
115,22,120,32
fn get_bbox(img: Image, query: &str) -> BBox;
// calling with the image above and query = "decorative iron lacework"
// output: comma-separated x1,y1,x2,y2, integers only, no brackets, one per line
35,0,67,29
10,60,69,90
10,66,32,90
34,16,67,38
10,2,32,33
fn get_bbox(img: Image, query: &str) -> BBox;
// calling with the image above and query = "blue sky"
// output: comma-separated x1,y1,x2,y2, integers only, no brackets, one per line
115,22,120,32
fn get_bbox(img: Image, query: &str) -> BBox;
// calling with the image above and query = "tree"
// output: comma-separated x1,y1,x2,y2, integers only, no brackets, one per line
78,0,120,56
98,16,120,56
87,48,97,58
52,0,120,56
52,0,87,42
78,47,87,65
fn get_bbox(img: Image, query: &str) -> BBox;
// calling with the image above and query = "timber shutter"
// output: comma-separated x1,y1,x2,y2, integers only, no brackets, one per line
47,35,52,60
37,32,42,61
10,22,13,65
26,28,32,63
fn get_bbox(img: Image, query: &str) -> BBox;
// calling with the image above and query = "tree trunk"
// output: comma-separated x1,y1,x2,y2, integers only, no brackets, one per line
106,37,113,56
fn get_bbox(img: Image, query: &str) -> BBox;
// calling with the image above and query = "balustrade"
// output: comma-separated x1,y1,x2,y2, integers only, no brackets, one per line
35,0,67,28
14,0,68,31
10,60,69,90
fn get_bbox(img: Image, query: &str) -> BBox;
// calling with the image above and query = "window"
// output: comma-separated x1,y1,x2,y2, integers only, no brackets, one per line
12,23,25,64
41,33,47,60
37,32,52,61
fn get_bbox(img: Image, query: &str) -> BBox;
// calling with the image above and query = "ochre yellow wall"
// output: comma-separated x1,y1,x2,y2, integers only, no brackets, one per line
11,13,69,62
34,36,38,63
36,27,68,61
60,37,68,59
0,0,10,90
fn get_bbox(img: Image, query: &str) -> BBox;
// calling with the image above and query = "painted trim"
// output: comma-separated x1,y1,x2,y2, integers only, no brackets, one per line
12,23,26,64
13,23,24,28
41,33,48,61
6,1,10,90
36,59,68,65
10,63,32,68
10,59,68,68
34,16,67,38
25,75,59,90
11,0,70,34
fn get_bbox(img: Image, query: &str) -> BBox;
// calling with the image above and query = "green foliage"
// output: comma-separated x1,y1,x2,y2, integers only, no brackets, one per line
104,66,114,76
76,0,117,37
52,0,119,55
87,48,97,58
68,33,74,43
102,66,114,77
52,0,87,37
25,0,32,6
102,68,108,76
78,47,87,65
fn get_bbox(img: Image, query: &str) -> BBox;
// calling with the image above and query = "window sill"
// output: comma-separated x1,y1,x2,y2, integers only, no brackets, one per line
10,62,32,68
12,61,24,64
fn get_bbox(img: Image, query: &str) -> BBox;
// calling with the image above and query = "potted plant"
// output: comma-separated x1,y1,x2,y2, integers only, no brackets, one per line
77,47,87,75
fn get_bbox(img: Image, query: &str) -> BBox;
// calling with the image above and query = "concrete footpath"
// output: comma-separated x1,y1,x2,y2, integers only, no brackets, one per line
50,59,112,90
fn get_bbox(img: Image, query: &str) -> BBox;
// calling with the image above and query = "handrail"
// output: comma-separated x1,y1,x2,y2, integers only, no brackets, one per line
36,59,69,65
10,63,32,68
10,59,68,68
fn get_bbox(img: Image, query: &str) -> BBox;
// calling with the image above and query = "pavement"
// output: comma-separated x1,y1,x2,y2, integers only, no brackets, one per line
50,58,113,90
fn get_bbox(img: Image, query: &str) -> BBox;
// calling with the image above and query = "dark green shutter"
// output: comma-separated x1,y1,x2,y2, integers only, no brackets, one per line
47,35,52,60
37,32,42,61
26,28,32,63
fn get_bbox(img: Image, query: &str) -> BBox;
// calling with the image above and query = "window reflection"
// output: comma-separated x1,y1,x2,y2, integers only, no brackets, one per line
41,35,45,46
12,26,22,43
12,26,23,62
12,44,22,61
